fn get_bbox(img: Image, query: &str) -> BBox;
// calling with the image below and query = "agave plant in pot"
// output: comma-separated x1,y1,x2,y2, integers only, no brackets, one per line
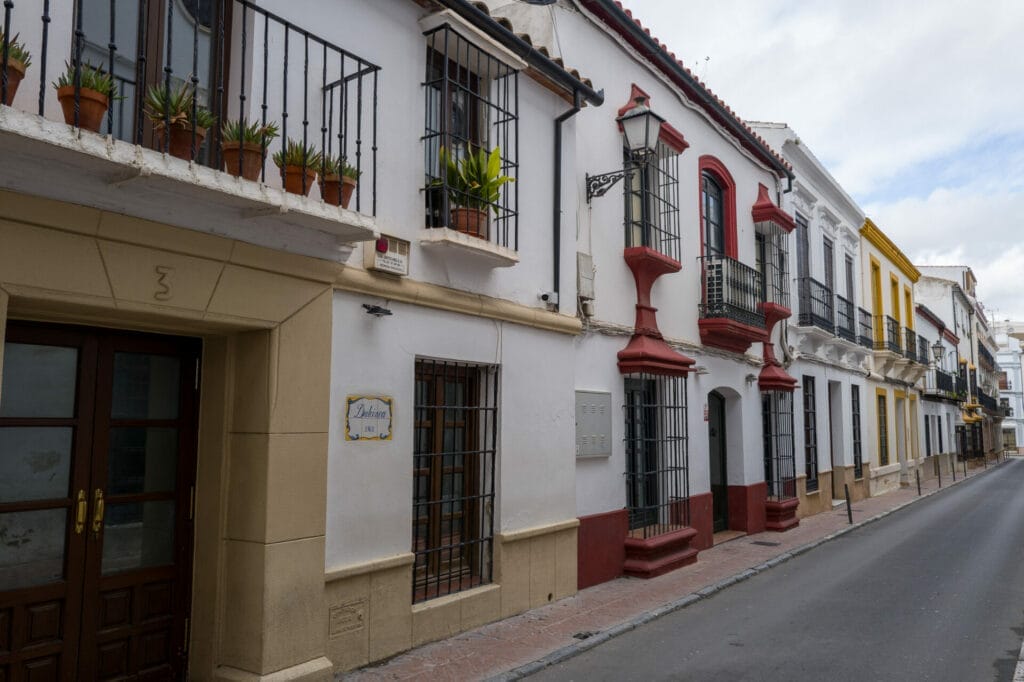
145,81,215,160
439,146,514,240
273,138,321,196
221,118,279,181
320,155,360,208
54,62,116,133
1,30,32,106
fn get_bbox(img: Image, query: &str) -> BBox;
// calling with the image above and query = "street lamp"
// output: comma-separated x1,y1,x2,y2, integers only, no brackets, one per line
585,96,665,202
932,339,944,367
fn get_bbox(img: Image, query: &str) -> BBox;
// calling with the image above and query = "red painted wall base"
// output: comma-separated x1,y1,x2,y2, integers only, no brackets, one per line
577,509,629,589
689,492,714,550
624,526,699,579
727,483,767,534
765,498,800,531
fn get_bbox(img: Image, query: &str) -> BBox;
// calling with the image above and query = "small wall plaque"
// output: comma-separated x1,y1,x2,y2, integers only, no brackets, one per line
345,395,393,441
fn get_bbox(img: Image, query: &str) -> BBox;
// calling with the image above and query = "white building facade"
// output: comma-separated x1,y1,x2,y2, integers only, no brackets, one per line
993,321,1024,451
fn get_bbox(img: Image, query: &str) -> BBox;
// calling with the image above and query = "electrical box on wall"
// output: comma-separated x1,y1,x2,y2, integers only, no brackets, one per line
577,252,595,300
363,235,410,276
575,390,612,457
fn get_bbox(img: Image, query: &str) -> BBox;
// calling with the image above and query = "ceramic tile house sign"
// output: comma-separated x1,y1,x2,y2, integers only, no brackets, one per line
345,395,393,440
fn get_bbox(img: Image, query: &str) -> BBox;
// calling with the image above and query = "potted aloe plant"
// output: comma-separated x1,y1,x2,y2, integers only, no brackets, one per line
221,118,279,181
0,30,31,106
145,81,215,160
439,146,514,239
273,138,321,196
54,62,116,133
320,155,360,208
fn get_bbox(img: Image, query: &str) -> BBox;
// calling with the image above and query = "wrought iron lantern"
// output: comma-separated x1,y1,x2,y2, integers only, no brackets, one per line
932,339,944,366
586,96,665,202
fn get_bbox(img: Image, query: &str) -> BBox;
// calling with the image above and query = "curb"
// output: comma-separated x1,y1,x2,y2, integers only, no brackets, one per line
490,458,1013,681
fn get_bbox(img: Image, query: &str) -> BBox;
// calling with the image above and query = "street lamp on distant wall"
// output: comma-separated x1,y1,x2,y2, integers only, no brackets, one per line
932,339,945,367
585,96,665,202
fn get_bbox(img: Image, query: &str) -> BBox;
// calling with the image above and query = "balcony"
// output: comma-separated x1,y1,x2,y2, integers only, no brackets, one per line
977,389,999,413
924,368,957,400
956,375,969,400
857,307,873,349
698,254,766,353
978,343,996,370
874,315,901,353
903,328,918,363
796,277,834,334
835,294,856,343
0,1,379,260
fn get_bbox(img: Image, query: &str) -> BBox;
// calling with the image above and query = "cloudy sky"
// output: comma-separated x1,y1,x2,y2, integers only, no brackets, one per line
624,0,1024,321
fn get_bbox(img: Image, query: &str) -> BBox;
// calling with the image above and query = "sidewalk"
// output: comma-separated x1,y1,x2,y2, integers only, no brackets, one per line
345,456,1016,681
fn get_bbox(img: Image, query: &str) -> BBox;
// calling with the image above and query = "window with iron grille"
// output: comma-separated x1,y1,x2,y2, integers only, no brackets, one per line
756,224,790,309
925,415,932,456
624,374,689,538
423,26,519,247
624,142,680,261
412,359,498,603
938,415,944,453
877,394,889,466
762,391,796,500
702,172,726,257
851,385,863,478
802,377,818,492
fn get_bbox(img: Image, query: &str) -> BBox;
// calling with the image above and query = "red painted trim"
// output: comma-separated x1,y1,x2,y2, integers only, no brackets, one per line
727,483,767,534
623,526,699,578
758,363,798,392
698,317,765,354
751,183,795,233
765,498,800,532
688,491,714,550
617,83,689,154
698,155,738,258
577,509,629,589
942,328,960,345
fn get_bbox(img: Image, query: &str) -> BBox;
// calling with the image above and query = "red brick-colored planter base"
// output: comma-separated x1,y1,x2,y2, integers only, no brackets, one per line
623,526,699,579
577,509,629,589
765,498,800,531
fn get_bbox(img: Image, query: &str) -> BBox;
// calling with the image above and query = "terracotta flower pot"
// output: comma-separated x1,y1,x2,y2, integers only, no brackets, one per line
2,58,26,106
280,164,317,196
159,125,206,161
56,85,109,133
222,141,266,181
321,174,358,208
451,207,488,239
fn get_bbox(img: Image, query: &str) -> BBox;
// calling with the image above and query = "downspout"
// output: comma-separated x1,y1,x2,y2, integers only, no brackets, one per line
553,90,583,313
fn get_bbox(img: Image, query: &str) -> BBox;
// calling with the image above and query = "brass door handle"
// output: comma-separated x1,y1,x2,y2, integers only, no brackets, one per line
91,489,105,536
74,490,87,534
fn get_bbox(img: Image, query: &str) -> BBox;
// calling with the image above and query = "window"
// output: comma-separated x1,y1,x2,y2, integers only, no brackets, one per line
851,385,863,478
625,141,680,261
938,415,944,453
412,359,497,603
701,172,725,257
877,394,889,466
757,225,790,308
795,213,810,280
624,374,689,538
762,391,796,500
925,415,931,456
803,377,818,492
845,255,856,305
823,238,835,293
423,26,519,247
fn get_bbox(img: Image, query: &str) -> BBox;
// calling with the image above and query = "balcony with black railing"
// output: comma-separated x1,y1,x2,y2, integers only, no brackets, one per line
874,315,901,353
978,343,996,369
0,0,380,256
796,277,834,333
977,388,998,413
698,254,766,353
903,328,918,363
835,294,855,343
858,307,873,348
924,367,957,400
956,375,969,401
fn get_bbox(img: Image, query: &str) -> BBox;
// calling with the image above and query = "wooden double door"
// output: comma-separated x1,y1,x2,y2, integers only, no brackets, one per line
0,323,200,681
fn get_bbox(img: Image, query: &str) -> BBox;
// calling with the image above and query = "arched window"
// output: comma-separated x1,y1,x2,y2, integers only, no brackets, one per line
702,171,725,257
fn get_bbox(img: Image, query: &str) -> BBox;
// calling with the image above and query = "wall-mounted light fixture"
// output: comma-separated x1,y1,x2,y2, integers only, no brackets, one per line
585,96,664,203
362,303,392,318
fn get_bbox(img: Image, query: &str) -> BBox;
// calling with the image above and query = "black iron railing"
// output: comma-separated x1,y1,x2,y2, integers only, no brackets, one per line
1,0,380,213
977,389,998,412
623,142,681,262
904,328,918,362
797,277,833,332
925,368,956,398
762,390,796,500
858,307,873,348
874,315,900,353
851,385,863,479
699,255,765,328
955,375,969,400
835,294,855,342
978,343,995,368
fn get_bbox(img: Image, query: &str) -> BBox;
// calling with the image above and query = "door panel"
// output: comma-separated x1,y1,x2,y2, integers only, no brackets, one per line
708,392,728,533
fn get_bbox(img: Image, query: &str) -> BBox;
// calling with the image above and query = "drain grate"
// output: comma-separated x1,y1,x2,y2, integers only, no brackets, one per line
572,631,599,640
750,540,781,547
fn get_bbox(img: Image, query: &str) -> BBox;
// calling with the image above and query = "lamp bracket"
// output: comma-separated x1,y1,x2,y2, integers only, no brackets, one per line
586,169,634,203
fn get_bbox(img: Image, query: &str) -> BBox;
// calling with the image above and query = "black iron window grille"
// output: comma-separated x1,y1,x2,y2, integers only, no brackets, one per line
762,390,796,500
755,225,790,309
979,343,995,368
2,0,380,212
623,374,689,539
797,277,834,332
857,307,873,348
835,295,855,342
851,385,863,478
699,255,765,328
927,367,955,397
918,336,929,364
877,393,889,466
956,424,967,461
624,141,680,261
938,415,944,452
970,368,978,397
413,359,498,603
904,328,918,362
802,376,818,492
423,25,519,248
874,315,900,353
956,374,968,400
925,414,932,456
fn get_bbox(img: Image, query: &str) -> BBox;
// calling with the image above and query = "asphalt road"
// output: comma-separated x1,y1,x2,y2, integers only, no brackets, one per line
528,458,1024,682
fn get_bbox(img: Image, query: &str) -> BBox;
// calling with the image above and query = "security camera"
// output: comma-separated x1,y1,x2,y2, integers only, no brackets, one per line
539,292,559,305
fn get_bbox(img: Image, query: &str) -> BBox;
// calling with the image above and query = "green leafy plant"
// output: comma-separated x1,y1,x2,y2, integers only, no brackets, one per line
54,61,117,97
321,154,361,180
438,146,514,213
221,118,279,146
0,30,32,68
272,138,321,169
145,80,214,130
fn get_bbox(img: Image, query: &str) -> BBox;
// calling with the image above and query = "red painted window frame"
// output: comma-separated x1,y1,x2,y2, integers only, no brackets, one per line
698,155,738,258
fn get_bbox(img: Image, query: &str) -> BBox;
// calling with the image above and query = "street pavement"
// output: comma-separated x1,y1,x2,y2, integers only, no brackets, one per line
528,457,1024,681
345,456,1020,681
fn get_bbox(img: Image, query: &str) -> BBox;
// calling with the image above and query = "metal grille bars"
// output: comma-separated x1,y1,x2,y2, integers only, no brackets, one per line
875,315,901,353
623,141,681,262
858,307,873,348
835,295,855,342
762,390,796,501
699,255,765,328
623,373,689,539
797,277,834,332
